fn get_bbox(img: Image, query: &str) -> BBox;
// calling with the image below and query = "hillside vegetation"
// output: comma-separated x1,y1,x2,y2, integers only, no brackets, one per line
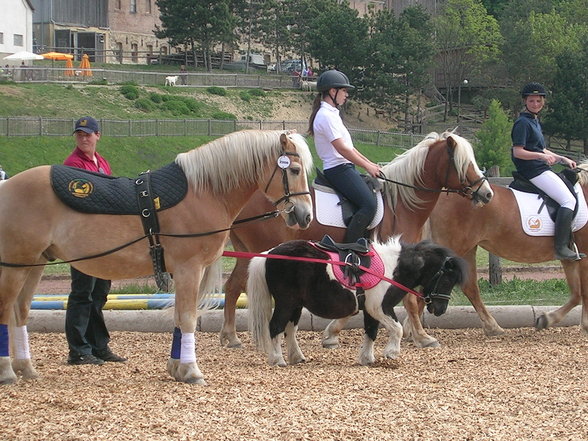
0,83,400,176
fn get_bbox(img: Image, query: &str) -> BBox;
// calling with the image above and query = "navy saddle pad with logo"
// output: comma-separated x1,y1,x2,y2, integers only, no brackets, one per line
50,162,188,215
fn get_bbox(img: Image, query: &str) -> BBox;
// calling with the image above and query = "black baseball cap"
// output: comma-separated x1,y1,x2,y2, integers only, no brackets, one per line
74,116,100,134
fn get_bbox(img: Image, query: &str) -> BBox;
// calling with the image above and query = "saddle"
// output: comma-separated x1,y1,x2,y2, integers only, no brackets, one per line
313,235,376,290
313,168,382,226
509,169,579,222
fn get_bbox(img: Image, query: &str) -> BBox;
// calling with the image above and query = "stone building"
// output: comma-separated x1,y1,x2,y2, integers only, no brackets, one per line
30,0,170,64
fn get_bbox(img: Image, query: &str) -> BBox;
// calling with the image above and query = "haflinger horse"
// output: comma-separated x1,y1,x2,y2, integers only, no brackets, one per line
221,131,493,349
0,130,314,385
247,237,467,366
426,161,588,337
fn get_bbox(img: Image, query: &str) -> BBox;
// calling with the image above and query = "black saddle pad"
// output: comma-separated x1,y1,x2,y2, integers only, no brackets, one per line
50,162,188,215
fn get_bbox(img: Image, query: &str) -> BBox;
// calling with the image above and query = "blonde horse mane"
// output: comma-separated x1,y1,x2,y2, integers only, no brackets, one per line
175,130,312,195
577,159,588,186
381,131,481,211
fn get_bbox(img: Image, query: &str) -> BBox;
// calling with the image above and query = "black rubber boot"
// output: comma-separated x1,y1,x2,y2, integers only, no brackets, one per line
343,212,370,244
554,207,585,260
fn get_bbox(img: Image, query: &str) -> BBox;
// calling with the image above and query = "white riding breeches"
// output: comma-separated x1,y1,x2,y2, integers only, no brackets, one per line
530,170,576,210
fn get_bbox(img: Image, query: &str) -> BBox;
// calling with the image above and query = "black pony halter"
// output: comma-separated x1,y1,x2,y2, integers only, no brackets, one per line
264,149,310,212
422,257,454,304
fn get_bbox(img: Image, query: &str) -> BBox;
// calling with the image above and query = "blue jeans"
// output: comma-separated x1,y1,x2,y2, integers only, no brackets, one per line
324,163,377,242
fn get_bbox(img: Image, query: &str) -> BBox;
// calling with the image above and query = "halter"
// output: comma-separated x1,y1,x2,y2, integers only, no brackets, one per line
422,257,454,304
263,149,311,212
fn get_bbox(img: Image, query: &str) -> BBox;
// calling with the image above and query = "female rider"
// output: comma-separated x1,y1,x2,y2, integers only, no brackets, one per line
511,82,584,260
308,69,382,243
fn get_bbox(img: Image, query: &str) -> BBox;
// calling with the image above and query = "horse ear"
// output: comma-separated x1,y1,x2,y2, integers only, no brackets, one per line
280,133,288,146
446,135,458,151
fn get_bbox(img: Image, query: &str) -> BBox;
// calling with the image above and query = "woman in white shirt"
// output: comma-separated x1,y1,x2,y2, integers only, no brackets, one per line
308,70,382,243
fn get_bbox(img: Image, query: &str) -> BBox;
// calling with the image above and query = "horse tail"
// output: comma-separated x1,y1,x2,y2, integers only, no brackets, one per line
197,258,224,314
247,254,273,353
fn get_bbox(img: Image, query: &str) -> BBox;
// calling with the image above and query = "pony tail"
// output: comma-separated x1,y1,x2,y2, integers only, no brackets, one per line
247,255,274,353
307,93,323,136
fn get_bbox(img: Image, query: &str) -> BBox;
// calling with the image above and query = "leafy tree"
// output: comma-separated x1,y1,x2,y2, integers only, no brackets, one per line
499,0,587,86
305,0,367,76
361,6,434,131
543,42,588,153
433,0,502,113
155,0,236,71
474,99,512,171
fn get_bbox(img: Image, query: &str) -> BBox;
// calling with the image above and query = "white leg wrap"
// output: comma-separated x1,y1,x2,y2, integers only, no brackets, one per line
13,326,31,360
180,332,196,364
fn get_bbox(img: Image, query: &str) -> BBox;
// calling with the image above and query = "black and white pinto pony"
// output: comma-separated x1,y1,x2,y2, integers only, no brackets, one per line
247,237,468,366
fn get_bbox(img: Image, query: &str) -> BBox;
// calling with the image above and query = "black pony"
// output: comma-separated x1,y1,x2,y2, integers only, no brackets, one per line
247,237,467,366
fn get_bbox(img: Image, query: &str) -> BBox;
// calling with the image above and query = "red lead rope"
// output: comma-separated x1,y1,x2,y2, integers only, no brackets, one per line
222,250,424,299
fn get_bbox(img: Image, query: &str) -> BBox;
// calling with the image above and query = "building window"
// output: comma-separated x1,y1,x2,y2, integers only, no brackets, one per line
130,0,137,13
14,34,24,46
146,45,153,55
131,43,138,63
0,33,3,44
146,0,151,13
116,0,121,9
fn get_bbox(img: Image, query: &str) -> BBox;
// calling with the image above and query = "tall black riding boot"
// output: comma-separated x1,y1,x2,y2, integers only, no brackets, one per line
343,212,370,244
554,207,585,260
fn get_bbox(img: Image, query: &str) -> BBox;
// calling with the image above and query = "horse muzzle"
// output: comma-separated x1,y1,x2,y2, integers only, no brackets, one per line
284,202,313,229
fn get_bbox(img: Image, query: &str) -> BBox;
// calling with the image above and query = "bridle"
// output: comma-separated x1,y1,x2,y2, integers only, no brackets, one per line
263,149,311,212
421,257,455,304
378,142,488,201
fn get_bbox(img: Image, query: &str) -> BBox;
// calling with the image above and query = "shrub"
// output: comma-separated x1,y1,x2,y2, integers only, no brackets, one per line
88,78,108,85
149,92,163,103
162,100,191,115
211,111,237,120
134,98,156,112
239,90,251,102
207,86,227,96
248,88,265,97
176,96,204,115
120,84,139,100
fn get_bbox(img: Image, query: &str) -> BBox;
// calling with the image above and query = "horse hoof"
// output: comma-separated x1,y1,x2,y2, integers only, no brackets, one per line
226,341,242,349
420,339,440,348
0,374,18,385
535,315,549,330
322,340,339,349
483,327,506,337
12,360,39,379
184,377,207,385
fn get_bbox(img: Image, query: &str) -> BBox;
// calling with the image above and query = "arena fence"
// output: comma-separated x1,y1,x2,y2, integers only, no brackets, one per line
0,116,426,150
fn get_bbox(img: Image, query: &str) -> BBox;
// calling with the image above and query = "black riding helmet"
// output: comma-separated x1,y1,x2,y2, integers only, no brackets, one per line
317,70,355,92
521,82,547,97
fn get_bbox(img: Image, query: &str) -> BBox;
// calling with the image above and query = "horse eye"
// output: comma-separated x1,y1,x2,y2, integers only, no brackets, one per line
290,167,301,176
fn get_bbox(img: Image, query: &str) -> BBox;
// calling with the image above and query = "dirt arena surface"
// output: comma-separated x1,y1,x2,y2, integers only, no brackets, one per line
1,326,587,440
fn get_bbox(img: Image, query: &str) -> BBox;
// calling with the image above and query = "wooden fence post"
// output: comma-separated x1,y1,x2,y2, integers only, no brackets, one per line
488,165,502,285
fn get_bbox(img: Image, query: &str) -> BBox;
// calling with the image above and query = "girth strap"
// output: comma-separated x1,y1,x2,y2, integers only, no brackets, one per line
135,171,172,291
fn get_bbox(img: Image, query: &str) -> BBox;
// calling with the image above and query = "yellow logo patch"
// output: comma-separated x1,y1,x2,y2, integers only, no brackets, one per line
68,179,94,198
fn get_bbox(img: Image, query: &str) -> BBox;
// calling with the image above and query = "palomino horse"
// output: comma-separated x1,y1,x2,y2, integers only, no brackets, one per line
221,131,494,349
0,130,313,385
427,162,588,336
248,238,467,366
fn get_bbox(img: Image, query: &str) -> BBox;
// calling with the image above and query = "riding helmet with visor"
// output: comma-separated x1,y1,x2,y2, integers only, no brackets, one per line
521,82,547,97
317,70,355,92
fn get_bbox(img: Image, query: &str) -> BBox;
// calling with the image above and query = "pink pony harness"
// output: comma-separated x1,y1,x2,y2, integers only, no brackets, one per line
311,242,385,290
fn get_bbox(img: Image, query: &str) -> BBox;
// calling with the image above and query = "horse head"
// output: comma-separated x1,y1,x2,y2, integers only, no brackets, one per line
440,132,494,207
394,240,468,316
262,132,314,229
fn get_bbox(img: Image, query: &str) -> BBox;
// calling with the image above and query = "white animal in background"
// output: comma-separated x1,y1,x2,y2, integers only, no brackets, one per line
301,80,317,91
165,75,178,86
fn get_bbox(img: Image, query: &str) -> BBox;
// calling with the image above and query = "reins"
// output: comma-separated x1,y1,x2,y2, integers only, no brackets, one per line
223,249,425,300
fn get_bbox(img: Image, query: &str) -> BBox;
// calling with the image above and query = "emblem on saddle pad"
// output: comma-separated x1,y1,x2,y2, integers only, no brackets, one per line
68,179,94,198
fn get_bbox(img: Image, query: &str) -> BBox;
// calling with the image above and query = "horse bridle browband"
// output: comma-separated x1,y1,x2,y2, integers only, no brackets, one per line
264,149,311,211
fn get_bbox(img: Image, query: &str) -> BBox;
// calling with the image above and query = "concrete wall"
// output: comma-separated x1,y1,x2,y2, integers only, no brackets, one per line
0,0,34,60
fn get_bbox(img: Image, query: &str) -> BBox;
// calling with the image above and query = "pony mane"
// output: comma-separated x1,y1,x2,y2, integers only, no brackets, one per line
175,130,312,195
578,159,588,186
381,131,481,211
